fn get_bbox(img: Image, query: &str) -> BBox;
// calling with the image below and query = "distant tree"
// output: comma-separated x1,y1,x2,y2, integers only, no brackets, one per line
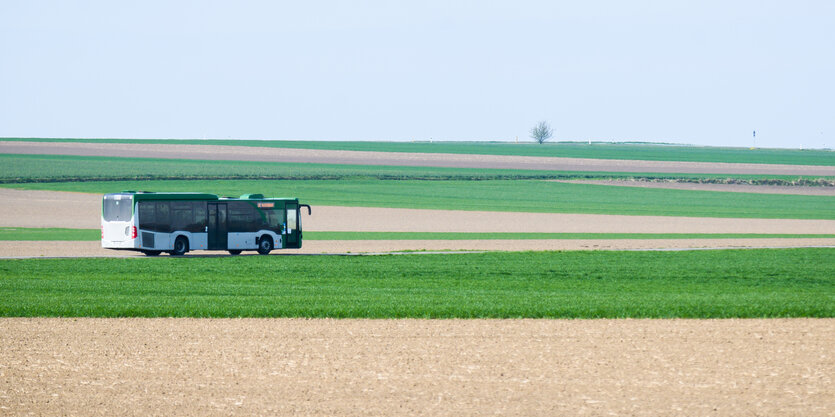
530,121,553,144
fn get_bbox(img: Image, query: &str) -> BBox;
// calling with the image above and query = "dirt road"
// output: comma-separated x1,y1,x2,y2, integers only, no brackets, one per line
4,140,834,175
1,318,831,416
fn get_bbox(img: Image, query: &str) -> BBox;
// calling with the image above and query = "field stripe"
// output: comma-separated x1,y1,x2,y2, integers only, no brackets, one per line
7,153,828,184
5,179,834,219
3,137,834,165
1,249,833,318
3,141,833,175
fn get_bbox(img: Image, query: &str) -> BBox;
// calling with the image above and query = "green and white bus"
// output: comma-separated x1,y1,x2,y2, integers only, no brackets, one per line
102,191,311,256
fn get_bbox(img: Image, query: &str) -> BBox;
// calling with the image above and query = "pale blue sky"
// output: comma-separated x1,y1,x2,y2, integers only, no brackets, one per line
1,1,833,148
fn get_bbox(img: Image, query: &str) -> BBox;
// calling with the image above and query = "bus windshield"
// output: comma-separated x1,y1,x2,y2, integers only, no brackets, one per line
103,195,133,222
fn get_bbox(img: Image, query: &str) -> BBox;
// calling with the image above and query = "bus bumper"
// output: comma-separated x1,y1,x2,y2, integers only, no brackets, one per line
102,239,140,249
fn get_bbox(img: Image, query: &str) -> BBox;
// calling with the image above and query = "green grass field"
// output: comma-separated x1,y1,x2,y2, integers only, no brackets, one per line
4,154,826,184
1,249,832,318
2,228,834,241
5,178,834,219
4,138,834,165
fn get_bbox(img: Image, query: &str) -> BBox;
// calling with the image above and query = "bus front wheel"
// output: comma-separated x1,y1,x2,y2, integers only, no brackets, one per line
228,250,242,255
257,236,273,255
171,236,189,256
143,250,161,256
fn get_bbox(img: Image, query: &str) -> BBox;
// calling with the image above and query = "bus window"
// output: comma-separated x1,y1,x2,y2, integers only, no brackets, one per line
156,202,171,233
103,196,132,222
138,202,155,230
172,202,193,231
218,203,226,229
192,202,207,232
229,202,259,232
287,208,297,231
265,208,281,230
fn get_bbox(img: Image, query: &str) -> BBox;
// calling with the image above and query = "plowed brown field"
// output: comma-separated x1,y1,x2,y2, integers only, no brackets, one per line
1,318,832,416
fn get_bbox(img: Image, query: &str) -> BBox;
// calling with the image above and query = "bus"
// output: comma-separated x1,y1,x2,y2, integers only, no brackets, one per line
101,191,311,256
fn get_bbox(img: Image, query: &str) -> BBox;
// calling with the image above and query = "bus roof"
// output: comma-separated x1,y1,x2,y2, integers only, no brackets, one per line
107,191,219,201
106,191,299,202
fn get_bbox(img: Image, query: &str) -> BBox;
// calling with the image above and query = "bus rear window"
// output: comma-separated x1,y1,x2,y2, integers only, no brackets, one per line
103,196,133,222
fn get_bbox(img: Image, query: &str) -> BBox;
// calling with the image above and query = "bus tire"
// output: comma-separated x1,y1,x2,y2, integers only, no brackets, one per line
171,236,189,256
257,236,273,255
228,250,242,255
143,250,162,256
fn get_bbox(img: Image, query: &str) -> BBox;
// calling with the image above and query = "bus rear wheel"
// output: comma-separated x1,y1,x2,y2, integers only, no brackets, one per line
228,250,242,255
142,250,162,256
170,236,189,256
257,236,273,255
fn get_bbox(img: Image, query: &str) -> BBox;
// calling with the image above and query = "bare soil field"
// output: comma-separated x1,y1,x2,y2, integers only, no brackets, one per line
1,318,831,416
4,140,835,176
555,179,835,195
4,188,835,234
0,189,100,228
306,206,835,234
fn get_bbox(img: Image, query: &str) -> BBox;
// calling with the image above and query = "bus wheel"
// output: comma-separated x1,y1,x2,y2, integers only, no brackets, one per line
257,236,273,255
171,236,189,256
228,250,242,255
143,250,162,256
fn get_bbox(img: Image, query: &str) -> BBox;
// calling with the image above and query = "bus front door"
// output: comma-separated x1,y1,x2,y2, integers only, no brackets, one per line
285,203,299,248
208,203,228,250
